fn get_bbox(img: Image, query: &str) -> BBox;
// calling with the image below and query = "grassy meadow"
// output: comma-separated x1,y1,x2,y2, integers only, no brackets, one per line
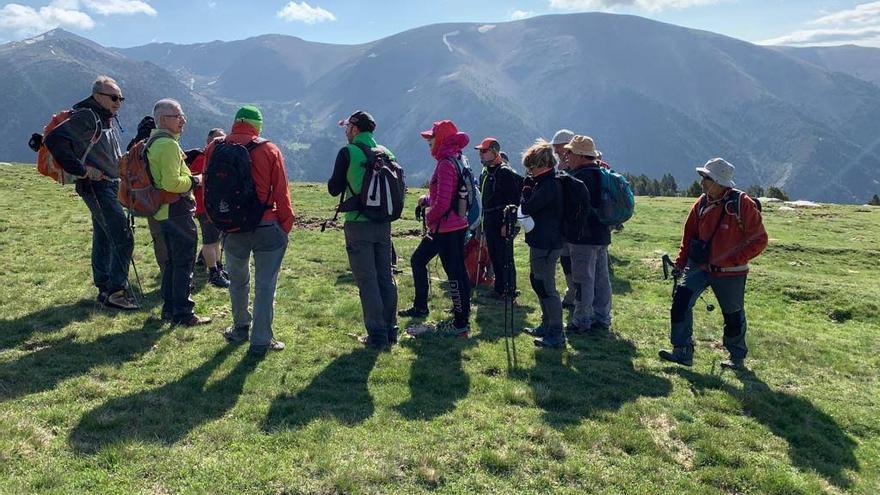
0,163,878,494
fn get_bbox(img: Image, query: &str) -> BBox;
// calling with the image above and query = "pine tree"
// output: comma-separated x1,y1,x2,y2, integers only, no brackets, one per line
869,194,880,206
747,185,764,198
687,180,702,197
767,186,789,201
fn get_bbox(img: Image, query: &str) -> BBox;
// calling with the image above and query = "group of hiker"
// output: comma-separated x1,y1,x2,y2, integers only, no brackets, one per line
33,75,769,369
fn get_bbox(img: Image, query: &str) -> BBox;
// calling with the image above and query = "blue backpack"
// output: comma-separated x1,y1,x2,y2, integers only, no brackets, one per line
450,155,482,231
594,168,635,226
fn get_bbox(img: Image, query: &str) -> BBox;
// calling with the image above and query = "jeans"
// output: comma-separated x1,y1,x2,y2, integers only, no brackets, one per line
159,214,198,321
529,247,564,341
76,179,133,294
410,229,471,328
670,263,748,361
224,221,288,347
568,244,612,329
344,222,398,345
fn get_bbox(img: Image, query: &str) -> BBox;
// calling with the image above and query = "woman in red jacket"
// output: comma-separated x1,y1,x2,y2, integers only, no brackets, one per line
402,120,472,338
659,158,768,370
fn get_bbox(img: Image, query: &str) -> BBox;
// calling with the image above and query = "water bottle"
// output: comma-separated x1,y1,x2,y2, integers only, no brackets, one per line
457,184,468,218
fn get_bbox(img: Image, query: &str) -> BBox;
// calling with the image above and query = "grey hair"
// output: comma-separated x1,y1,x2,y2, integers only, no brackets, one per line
92,75,119,95
153,98,182,122
522,138,557,170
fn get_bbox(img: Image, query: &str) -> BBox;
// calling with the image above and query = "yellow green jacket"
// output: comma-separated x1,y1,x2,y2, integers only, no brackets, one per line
146,129,195,221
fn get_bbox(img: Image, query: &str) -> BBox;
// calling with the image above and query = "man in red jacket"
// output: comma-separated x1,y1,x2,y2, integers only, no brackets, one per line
660,158,767,370
206,106,295,358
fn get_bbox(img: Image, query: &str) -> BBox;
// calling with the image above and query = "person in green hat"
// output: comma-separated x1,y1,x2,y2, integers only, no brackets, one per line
206,105,294,358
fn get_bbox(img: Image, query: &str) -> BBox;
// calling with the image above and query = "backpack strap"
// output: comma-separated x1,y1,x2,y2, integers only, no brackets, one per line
142,130,176,189
244,138,274,207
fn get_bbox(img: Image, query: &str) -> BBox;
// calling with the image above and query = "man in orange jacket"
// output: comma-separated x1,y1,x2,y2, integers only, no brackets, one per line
659,158,767,370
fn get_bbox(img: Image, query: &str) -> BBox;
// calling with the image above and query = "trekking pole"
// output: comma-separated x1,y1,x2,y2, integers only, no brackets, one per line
661,254,714,312
126,210,145,306
503,207,518,372
88,179,143,306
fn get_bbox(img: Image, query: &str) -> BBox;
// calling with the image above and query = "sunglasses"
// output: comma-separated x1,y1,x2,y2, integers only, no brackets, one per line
97,92,125,103
163,113,186,120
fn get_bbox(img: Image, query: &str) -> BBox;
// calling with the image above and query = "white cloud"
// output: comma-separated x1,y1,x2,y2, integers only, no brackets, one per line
276,1,336,24
548,0,720,12
809,1,880,26
760,26,880,47
0,2,95,37
82,0,156,16
510,10,535,20
762,2,880,47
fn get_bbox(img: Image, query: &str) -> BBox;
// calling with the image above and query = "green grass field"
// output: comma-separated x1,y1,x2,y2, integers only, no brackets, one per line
1,163,878,494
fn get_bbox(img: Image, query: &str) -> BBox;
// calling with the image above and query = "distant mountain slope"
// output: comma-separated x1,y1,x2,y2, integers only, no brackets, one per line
3,14,880,202
774,45,880,87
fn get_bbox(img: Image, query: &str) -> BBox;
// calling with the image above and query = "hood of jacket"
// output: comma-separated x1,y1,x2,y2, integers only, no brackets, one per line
433,132,470,161
73,96,113,122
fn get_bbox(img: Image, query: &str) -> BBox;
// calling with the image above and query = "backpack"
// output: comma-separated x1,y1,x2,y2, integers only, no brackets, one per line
204,138,270,233
594,168,635,226
117,134,181,216
449,155,482,231
36,109,100,185
557,172,593,242
340,142,406,222
698,189,762,230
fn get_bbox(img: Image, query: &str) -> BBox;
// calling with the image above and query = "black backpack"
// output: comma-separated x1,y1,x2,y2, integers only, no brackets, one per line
204,138,270,233
698,188,762,230
340,142,406,222
556,172,592,242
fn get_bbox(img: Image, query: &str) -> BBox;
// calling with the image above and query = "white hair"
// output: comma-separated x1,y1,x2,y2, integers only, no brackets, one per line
92,75,119,95
153,98,182,122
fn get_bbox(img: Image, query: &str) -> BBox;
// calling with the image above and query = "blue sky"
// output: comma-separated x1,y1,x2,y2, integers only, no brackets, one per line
2,0,879,48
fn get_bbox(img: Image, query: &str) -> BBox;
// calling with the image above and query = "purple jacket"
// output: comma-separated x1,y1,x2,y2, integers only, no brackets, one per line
424,131,470,233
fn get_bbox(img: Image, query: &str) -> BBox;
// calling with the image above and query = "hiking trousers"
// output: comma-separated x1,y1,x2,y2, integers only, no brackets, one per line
529,247,564,341
670,263,748,362
147,216,168,273
76,179,133,294
485,214,516,295
159,214,198,321
224,221,288,347
561,243,574,306
410,229,471,328
568,244,612,329
344,221,398,345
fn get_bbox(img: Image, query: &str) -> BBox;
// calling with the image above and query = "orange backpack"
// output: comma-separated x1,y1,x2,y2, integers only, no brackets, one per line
36,109,100,185
117,137,180,217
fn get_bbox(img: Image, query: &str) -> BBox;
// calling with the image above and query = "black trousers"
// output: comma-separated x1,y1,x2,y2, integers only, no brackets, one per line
410,228,471,328
160,214,198,321
484,214,516,295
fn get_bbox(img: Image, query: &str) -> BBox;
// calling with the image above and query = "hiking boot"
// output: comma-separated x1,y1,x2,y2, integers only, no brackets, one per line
356,334,390,351
208,267,230,288
398,306,429,318
175,314,212,327
388,326,399,345
405,322,435,337
591,321,611,332
436,320,469,338
534,336,566,349
248,339,285,357
216,261,229,279
97,290,109,305
223,324,250,343
104,289,139,310
659,347,694,366
720,359,746,371
523,325,546,337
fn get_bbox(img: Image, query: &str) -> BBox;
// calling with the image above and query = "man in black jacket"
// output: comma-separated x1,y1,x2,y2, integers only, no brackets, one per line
476,137,523,300
44,76,137,310
563,136,612,334
520,140,565,348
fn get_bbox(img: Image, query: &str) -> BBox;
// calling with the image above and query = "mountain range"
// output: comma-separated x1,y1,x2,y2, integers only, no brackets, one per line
2,13,879,203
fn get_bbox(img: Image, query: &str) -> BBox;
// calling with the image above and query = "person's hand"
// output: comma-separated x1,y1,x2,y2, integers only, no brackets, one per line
83,166,104,181
418,195,429,207
521,185,533,202
191,174,203,187
671,267,682,279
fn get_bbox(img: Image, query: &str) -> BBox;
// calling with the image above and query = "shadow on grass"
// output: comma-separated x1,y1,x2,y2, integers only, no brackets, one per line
518,331,672,429
394,336,471,420
673,367,858,489
0,313,166,403
69,345,258,453
263,347,379,431
0,290,160,351
608,253,632,295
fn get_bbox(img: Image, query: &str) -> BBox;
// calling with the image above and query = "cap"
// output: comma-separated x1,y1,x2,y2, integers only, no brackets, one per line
338,110,376,132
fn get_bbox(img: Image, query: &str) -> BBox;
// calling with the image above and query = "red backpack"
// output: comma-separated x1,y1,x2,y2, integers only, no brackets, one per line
118,135,180,216
36,109,100,184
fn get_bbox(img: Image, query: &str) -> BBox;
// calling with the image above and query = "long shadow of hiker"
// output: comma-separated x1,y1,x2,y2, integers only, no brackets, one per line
0,291,161,351
523,332,672,429
70,345,258,453
672,367,858,489
0,314,166,403
394,336,471,420
263,347,379,431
